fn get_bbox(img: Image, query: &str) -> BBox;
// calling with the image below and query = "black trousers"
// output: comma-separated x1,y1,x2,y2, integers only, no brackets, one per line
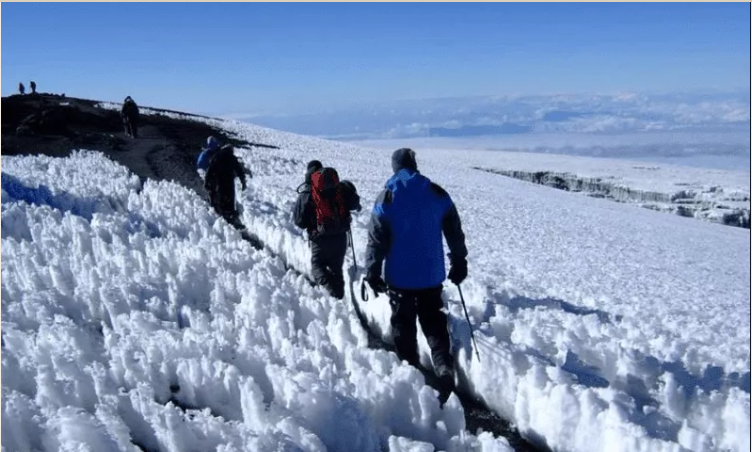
123,115,138,138
310,233,347,299
209,179,239,222
388,286,453,373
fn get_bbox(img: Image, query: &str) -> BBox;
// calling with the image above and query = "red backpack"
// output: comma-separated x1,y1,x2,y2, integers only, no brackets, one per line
310,167,350,236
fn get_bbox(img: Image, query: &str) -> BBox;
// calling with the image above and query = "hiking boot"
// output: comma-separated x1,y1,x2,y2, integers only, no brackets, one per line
224,212,245,230
321,276,345,300
435,365,456,407
327,285,345,300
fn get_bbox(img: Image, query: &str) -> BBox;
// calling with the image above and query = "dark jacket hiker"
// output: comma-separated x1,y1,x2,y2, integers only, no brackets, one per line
293,160,361,300
364,148,468,405
205,144,249,227
121,96,140,138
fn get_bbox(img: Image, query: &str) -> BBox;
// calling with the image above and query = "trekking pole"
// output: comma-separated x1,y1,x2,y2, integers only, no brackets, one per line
348,227,370,302
348,228,358,269
457,284,481,362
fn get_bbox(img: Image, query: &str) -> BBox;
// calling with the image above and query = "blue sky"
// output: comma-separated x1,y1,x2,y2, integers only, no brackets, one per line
2,2,749,116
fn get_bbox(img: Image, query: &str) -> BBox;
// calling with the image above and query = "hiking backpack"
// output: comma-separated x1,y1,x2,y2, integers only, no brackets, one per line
310,167,350,236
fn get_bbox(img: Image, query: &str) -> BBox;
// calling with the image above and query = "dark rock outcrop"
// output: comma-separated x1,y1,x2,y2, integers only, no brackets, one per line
2,94,277,197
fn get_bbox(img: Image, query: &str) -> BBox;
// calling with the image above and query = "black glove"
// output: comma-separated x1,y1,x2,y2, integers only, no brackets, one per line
365,273,387,296
447,256,468,285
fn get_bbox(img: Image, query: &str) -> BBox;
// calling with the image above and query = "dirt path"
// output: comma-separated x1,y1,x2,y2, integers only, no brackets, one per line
2,94,274,199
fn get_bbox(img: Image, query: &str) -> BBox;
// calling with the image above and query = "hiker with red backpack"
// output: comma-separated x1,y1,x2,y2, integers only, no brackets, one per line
293,160,361,300
364,148,468,406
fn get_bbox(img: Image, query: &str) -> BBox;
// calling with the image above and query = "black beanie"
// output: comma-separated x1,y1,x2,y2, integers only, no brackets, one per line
391,148,417,173
305,160,323,184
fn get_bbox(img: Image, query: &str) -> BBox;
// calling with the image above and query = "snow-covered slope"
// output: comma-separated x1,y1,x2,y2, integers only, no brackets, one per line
2,151,512,452
4,106,750,452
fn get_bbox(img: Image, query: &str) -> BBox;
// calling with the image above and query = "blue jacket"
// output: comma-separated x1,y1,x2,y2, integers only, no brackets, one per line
365,169,467,290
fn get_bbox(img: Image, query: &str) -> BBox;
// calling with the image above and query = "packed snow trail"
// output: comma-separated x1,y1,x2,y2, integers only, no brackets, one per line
226,193,539,451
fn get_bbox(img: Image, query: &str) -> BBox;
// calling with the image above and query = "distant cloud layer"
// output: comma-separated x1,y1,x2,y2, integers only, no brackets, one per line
237,91,750,141
233,91,750,170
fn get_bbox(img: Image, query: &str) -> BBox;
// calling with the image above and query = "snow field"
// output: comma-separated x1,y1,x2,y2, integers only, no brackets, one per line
203,119,748,452
434,147,749,198
90,105,752,451
2,150,515,452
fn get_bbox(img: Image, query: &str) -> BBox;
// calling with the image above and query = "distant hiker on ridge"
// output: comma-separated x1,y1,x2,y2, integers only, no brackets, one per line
204,144,249,229
121,96,140,138
29,81,37,94
364,147,468,406
293,160,361,300
18,83,25,95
